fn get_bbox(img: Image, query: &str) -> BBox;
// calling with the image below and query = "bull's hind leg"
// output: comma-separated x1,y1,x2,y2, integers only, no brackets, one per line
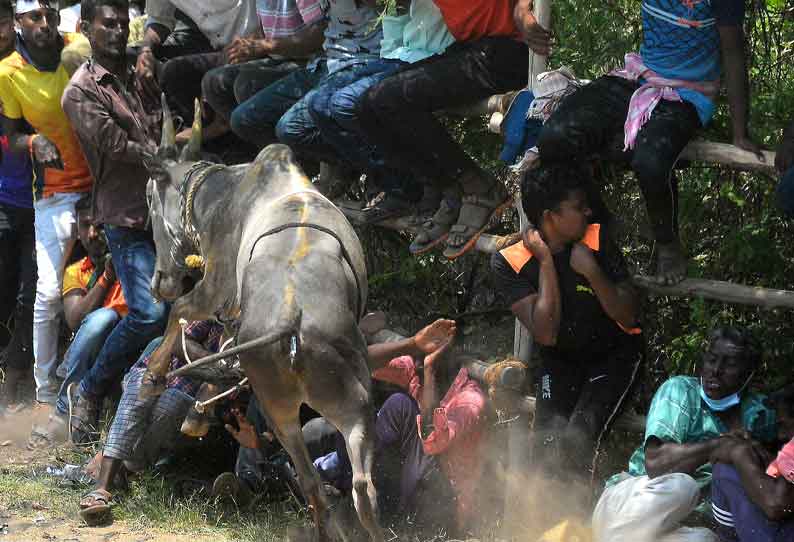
270,413,334,542
335,412,384,542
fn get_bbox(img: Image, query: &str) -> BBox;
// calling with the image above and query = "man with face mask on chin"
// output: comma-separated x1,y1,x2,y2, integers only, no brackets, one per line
592,326,778,542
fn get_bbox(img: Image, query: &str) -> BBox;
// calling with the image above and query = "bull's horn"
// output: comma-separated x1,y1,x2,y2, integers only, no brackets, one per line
180,98,203,162
159,93,176,155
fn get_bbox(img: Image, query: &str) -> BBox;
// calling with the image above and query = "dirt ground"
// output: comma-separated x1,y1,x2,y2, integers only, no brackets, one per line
0,515,224,542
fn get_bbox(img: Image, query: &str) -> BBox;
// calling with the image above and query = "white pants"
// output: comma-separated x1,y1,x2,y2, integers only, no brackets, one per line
592,473,718,542
32,192,82,403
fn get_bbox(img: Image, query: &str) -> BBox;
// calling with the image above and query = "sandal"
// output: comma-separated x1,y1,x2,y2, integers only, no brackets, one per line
79,488,112,525
409,197,461,255
442,188,513,260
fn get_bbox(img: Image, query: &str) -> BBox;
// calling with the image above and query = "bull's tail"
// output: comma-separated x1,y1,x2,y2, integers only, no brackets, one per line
167,308,302,380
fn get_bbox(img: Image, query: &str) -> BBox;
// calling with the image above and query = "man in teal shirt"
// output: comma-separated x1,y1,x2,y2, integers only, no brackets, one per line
593,326,777,542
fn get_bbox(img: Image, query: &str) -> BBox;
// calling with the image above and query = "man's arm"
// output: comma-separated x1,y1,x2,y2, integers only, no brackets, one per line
0,116,63,170
63,262,116,331
513,230,561,346
644,436,723,479
367,319,456,372
62,87,155,165
135,24,170,104
570,244,639,329
718,24,763,158
712,438,794,521
224,21,327,65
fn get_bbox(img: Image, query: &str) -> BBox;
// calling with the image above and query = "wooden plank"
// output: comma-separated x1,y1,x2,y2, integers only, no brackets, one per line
679,140,776,173
633,275,794,309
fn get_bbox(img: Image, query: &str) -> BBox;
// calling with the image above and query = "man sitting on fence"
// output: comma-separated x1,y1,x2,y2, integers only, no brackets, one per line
352,0,549,259
490,162,642,518
591,326,778,542
536,0,761,285
709,383,794,541
77,320,223,526
32,197,127,448
291,0,456,221
775,120,794,218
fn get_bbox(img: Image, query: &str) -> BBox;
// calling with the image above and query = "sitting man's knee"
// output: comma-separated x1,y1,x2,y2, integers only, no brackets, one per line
274,115,298,146
307,90,333,126
230,105,258,142
537,121,574,161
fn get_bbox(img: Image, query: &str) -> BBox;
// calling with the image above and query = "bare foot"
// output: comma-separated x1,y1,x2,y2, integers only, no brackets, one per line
654,242,687,285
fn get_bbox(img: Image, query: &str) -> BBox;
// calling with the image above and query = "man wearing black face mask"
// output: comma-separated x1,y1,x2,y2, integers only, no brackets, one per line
592,326,778,542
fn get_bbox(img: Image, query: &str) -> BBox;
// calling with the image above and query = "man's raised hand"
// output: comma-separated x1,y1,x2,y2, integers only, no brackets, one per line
413,319,456,356
225,408,260,449
135,48,160,105
513,0,552,56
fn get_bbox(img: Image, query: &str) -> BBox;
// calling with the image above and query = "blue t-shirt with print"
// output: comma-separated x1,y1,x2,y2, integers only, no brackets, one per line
640,0,745,125
0,131,33,209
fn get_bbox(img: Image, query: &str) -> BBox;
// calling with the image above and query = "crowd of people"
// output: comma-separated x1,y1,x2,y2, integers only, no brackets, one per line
0,0,792,540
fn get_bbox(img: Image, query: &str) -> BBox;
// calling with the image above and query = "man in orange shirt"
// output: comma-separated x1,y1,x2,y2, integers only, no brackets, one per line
0,0,92,405
33,197,127,447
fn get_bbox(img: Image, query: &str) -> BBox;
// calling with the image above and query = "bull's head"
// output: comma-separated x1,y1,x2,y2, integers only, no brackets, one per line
146,96,205,302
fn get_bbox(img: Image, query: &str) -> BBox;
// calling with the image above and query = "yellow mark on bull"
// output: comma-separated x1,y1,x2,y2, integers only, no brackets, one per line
287,196,311,264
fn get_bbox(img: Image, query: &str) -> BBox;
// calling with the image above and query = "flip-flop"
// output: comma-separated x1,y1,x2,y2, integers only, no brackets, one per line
408,198,460,255
442,191,513,260
79,489,112,525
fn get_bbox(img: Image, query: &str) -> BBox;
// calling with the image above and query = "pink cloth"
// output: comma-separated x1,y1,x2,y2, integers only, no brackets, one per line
766,438,794,484
372,356,488,527
610,53,719,150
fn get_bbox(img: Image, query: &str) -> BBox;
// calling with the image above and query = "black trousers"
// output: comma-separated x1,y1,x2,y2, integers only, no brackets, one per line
538,75,701,244
160,51,225,126
532,334,643,479
356,36,529,188
0,203,36,368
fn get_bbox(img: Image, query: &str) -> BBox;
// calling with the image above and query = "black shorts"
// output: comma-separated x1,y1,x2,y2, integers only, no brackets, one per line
532,335,643,471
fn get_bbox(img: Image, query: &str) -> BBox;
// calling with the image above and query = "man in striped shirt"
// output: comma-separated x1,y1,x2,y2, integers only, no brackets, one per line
201,0,326,134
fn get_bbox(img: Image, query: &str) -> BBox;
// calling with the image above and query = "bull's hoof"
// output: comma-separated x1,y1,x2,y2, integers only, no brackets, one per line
137,372,166,400
181,410,210,437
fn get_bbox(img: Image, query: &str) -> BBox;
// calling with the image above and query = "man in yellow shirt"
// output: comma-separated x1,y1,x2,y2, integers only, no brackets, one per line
0,0,92,405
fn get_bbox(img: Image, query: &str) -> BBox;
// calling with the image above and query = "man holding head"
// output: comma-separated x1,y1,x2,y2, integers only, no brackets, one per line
592,326,778,542
0,0,92,405
62,0,167,443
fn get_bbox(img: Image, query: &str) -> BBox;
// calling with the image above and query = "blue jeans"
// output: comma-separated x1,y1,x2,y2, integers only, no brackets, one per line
230,60,328,149
306,59,421,200
711,463,794,542
776,167,794,218
276,60,407,164
78,226,168,401
55,307,120,415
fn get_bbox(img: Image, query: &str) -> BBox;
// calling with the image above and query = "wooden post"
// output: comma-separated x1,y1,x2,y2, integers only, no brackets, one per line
502,2,552,537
